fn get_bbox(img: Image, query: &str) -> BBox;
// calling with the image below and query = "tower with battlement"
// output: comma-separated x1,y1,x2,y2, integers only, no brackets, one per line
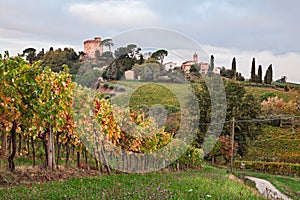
83,37,103,59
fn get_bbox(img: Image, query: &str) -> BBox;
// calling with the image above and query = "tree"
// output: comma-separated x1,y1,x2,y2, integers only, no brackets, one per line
192,80,262,159
114,44,139,58
209,55,214,72
231,57,236,79
145,57,159,64
284,84,290,92
220,67,235,79
236,72,245,81
36,48,45,61
42,48,80,76
276,76,287,83
114,47,128,58
75,63,103,88
138,54,145,65
250,58,256,82
95,50,102,61
100,38,114,53
264,64,273,84
132,63,162,81
22,48,37,64
127,44,138,53
102,62,124,80
190,64,200,76
100,51,114,66
151,49,168,64
206,135,238,165
257,65,262,83
102,44,143,80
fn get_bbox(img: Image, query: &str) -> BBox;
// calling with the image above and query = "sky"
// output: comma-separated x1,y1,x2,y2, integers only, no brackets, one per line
0,0,300,82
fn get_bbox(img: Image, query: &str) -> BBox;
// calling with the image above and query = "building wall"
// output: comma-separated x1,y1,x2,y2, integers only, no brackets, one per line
181,61,195,73
125,70,135,80
164,62,177,71
199,63,209,74
84,37,103,59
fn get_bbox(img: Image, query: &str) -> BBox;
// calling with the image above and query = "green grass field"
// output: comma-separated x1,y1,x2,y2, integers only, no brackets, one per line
235,170,300,200
0,165,265,200
112,81,194,112
116,80,300,106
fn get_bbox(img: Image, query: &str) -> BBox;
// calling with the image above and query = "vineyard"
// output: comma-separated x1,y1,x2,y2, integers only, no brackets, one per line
0,53,203,174
1,53,299,199
244,126,300,163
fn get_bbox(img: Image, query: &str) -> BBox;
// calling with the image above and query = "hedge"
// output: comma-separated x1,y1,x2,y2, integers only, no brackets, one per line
235,160,300,176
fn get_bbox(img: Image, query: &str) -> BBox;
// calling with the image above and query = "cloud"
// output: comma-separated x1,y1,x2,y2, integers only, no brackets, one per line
0,28,24,38
149,0,300,54
69,1,159,29
0,0,299,82
0,37,82,56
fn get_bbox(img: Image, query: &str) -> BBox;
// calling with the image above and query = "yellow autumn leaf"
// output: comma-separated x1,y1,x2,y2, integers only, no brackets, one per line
16,126,22,133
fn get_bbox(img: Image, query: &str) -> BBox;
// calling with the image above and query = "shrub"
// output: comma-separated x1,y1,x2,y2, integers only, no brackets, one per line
118,87,126,92
235,160,300,176
175,147,204,169
260,92,276,101
102,83,109,89
109,85,114,90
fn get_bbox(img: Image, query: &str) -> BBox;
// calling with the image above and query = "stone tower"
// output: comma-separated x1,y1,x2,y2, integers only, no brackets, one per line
193,52,198,64
83,37,103,59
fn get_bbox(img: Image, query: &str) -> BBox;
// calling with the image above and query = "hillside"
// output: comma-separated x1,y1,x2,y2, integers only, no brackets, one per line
114,81,300,164
242,85,300,163
243,126,300,163
245,86,300,102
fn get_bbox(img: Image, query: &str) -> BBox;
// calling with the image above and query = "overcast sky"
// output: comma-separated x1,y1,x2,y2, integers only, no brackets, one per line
1,0,300,82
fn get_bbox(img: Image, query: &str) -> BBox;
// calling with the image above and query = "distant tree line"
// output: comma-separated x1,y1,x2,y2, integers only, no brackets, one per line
102,42,169,81
220,57,245,81
20,44,171,83
20,45,276,86
219,56,274,85
21,47,81,79
250,57,273,84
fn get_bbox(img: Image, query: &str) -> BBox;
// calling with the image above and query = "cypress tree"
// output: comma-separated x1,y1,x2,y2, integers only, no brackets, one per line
264,68,268,84
209,55,214,72
264,64,273,84
250,58,256,82
232,57,236,80
267,64,273,84
258,65,262,83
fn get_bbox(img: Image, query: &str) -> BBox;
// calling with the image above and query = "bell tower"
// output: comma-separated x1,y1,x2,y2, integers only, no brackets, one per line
193,52,198,64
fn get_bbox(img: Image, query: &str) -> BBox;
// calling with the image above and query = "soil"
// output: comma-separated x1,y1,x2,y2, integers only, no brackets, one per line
0,166,103,187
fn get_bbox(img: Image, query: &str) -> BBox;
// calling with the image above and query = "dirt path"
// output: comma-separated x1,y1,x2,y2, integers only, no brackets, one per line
245,176,292,200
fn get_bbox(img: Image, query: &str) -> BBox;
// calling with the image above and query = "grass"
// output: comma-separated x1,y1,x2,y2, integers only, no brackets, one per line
245,86,300,102
0,165,266,200
115,81,300,109
235,170,300,200
112,81,195,113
